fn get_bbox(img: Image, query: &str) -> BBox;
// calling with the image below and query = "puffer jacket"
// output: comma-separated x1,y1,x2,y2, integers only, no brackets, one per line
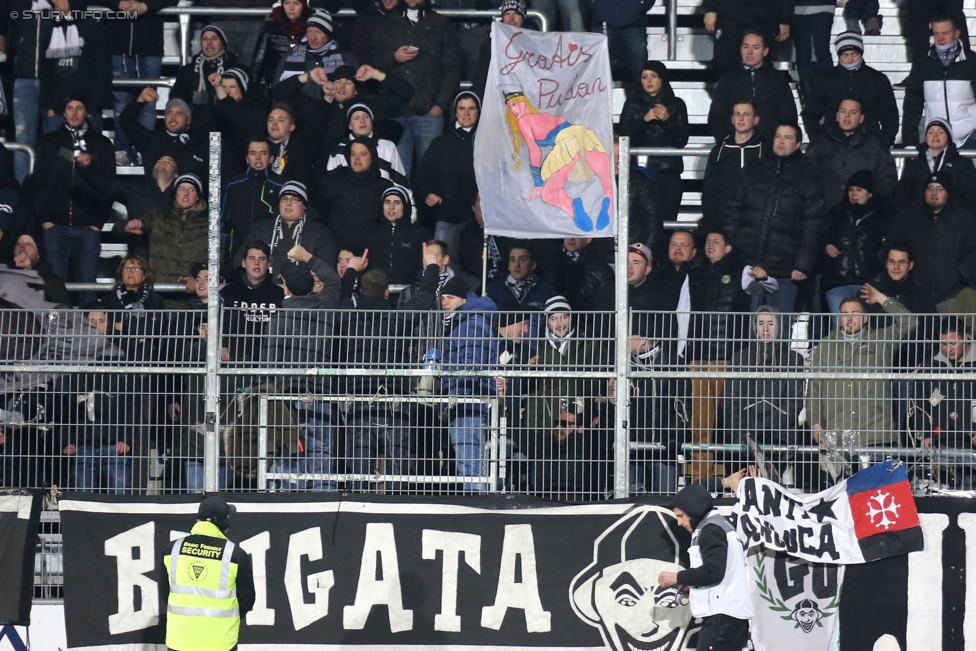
617,82,689,175
805,123,898,206
686,253,750,361
821,198,885,290
888,199,976,304
251,16,306,87
414,94,480,226
721,150,827,278
801,62,899,145
720,307,804,446
700,132,765,234
707,63,797,143
895,140,976,209
628,166,666,257
806,299,916,446
113,200,209,283
442,293,498,413
903,44,976,147
316,144,395,253
367,6,461,115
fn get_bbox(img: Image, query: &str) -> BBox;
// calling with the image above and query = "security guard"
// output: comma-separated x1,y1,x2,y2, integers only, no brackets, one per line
162,495,255,651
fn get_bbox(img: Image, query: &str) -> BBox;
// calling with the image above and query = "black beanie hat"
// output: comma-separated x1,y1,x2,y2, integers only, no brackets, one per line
280,263,315,296
670,483,713,520
845,169,876,194
641,60,669,83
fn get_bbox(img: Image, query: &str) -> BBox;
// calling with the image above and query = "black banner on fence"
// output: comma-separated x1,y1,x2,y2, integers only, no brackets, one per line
57,493,976,651
0,492,42,626
59,494,699,651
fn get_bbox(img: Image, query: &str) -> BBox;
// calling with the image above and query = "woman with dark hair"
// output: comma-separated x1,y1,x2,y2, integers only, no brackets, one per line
250,0,312,89
618,60,689,223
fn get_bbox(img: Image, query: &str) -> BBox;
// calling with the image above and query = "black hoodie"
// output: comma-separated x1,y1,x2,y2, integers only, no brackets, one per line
315,136,394,252
414,91,482,228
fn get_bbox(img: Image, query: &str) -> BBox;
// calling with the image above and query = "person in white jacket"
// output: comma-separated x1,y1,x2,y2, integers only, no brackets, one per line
658,483,753,651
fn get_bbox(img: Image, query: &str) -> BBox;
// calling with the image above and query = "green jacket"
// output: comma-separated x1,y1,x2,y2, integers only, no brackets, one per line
115,200,209,283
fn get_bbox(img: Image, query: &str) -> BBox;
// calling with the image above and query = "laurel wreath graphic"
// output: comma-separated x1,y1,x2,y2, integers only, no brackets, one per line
753,552,841,628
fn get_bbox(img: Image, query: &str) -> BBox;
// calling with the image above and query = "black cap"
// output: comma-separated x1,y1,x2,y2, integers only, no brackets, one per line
191,262,209,278
670,483,713,520
198,495,236,528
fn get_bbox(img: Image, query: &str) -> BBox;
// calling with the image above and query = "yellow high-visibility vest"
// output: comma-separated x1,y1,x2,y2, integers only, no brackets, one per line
163,521,241,651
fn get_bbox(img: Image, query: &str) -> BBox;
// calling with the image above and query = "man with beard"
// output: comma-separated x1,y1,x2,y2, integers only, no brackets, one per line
119,88,208,177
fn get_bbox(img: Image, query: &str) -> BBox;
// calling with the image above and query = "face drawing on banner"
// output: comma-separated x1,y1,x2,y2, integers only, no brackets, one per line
503,91,614,234
790,598,824,633
570,506,696,651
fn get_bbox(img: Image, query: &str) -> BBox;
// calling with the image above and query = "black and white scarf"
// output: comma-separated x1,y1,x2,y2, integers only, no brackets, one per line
506,274,537,302
192,52,226,104
268,214,305,273
67,124,88,159
935,40,962,67
116,284,151,310
486,237,502,279
46,12,82,59
545,326,574,355
404,6,427,23
167,130,191,145
562,247,581,263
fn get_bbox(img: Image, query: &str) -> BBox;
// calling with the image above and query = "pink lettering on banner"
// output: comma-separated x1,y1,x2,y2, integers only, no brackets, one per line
499,32,593,76
537,76,607,110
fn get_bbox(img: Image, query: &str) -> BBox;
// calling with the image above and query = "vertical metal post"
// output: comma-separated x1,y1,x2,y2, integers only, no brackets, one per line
667,0,678,61
204,132,222,493
179,11,191,67
613,137,631,498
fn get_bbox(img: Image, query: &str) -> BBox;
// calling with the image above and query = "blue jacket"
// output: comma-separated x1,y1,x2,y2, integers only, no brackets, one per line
442,293,498,410
486,276,557,312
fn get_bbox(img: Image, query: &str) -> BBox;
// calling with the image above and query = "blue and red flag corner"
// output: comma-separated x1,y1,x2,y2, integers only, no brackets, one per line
846,459,924,562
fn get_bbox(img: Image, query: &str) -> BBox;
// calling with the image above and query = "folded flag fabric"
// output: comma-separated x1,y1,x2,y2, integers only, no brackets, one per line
734,459,924,564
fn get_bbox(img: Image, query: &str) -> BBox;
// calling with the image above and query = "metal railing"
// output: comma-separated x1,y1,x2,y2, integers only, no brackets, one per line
4,142,36,176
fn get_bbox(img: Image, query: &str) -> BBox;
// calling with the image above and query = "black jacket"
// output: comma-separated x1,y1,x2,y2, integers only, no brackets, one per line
700,0,793,31
105,0,179,57
802,63,900,145
222,168,282,259
118,98,208,177
805,122,898,206
316,160,394,254
895,141,976,210
170,51,239,109
822,199,885,289
8,2,50,80
902,44,976,148
888,200,976,304
367,6,461,115
707,63,797,143
722,151,827,278
212,93,269,180
261,293,335,394
235,214,338,279
618,84,690,175
627,166,665,257
334,294,410,396
686,254,750,361
700,132,765,235
33,124,117,229
415,123,478,227
365,217,429,286
542,246,616,313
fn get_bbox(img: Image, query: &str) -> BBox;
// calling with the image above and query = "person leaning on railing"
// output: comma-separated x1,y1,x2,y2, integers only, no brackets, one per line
806,287,917,454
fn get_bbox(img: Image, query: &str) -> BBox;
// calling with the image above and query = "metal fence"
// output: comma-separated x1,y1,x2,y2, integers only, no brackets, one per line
4,306,976,500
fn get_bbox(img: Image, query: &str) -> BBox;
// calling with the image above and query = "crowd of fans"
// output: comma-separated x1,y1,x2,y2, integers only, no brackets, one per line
2,0,976,497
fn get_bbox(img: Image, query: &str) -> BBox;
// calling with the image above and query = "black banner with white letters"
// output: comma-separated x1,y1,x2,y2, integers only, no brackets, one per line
57,493,976,651
60,494,699,651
